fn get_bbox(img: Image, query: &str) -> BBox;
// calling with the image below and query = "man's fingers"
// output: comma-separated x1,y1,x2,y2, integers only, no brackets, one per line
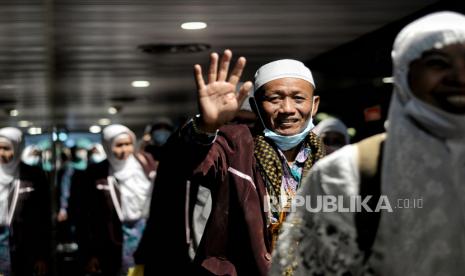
194,64,206,91
228,56,246,86
218,49,232,81
208,53,219,83
237,81,253,107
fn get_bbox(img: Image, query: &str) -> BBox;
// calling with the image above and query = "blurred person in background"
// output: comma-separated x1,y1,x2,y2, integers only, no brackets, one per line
78,124,156,276
229,93,258,129
20,145,41,167
0,127,50,276
58,138,92,221
37,140,54,173
140,118,174,165
88,143,106,165
272,11,465,276
312,117,350,154
57,138,92,250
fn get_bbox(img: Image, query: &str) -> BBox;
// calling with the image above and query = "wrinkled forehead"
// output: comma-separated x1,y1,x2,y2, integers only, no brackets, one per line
256,77,315,98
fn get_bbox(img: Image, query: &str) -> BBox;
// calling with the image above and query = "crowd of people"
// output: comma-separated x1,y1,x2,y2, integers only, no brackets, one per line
0,10,464,276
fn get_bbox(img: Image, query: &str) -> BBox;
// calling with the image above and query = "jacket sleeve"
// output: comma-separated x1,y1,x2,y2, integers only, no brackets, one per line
166,119,227,181
133,120,228,271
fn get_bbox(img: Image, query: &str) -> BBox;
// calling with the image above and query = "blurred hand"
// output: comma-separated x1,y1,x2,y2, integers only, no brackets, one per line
57,209,68,222
194,49,253,132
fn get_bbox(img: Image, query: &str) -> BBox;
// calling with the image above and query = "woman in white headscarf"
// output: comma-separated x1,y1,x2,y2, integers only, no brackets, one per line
79,124,156,276
271,11,465,275
0,127,50,276
312,117,350,154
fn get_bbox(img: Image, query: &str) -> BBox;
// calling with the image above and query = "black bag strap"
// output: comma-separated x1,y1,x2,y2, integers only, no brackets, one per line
355,133,386,261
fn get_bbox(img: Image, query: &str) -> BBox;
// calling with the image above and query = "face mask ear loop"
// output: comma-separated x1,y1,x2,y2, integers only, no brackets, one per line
250,96,269,130
310,96,315,121
299,96,316,131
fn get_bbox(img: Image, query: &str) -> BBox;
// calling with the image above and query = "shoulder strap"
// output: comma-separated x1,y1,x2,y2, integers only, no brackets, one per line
355,133,386,261
136,152,157,179
357,133,386,180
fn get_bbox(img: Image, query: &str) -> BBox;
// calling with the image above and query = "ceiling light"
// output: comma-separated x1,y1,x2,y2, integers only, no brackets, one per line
18,120,31,128
89,125,102,133
131,80,150,88
9,109,19,117
181,22,207,30
382,77,394,84
108,107,118,114
28,127,42,135
98,118,111,126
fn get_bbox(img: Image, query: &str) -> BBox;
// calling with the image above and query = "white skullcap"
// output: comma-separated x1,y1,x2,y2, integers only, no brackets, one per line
254,59,315,93
0,127,23,175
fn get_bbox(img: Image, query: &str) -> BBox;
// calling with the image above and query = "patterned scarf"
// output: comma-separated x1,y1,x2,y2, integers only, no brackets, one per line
254,131,325,249
254,131,324,203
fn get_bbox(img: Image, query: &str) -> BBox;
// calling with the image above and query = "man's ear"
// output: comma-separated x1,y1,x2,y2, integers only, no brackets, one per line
312,96,320,116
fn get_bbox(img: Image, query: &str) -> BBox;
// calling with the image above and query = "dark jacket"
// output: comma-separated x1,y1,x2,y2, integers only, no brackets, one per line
76,152,156,276
137,124,279,275
9,162,51,276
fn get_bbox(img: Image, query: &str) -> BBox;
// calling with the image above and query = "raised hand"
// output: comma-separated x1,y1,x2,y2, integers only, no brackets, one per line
194,49,253,132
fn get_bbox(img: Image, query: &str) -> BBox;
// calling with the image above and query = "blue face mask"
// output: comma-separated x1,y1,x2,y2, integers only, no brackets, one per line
263,117,315,151
151,129,172,146
252,96,316,151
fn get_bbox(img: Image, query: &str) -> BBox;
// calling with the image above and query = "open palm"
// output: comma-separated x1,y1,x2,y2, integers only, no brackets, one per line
194,49,252,132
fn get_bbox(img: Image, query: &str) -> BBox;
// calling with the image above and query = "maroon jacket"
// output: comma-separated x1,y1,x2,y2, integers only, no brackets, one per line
137,124,272,275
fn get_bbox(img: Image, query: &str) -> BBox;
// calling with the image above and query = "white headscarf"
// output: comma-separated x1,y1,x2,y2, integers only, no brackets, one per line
312,117,350,144
0,127,23,226
372,11,465,275
102,124,137,171
0,127,23,185
102,124,152,221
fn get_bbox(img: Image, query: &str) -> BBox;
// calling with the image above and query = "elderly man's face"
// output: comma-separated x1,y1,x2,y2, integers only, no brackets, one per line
408,43,465,114
258,78,319,136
